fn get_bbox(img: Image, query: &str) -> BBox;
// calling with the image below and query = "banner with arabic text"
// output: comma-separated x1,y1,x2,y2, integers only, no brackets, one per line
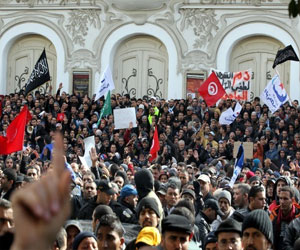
210,69,252,101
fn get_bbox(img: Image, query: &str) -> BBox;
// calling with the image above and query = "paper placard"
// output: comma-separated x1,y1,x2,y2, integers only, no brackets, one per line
233,142,253,159
114,108,137,130
79,136,95,168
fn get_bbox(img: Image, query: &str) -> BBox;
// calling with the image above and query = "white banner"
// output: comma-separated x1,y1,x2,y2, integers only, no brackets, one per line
211,69,252,101
260,75,289,114
219,102,242,125
94,66,115,101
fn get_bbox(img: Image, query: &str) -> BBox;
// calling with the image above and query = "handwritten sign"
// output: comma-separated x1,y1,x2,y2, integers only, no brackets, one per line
211,69,252,101
233,142,253,159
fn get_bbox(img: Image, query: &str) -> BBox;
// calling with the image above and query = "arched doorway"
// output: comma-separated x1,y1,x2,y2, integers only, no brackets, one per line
230,36,290,99
113,35,168,99
7,34,57,94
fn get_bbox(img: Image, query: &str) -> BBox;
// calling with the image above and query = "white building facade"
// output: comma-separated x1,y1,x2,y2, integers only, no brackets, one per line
0,0,299,100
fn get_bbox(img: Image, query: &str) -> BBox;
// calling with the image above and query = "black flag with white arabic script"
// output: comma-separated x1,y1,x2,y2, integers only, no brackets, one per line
272,45,299,69
24,49,50,96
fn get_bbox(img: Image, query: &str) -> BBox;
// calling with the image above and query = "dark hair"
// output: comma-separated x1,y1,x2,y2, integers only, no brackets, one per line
280,186,294,198
248,185,265,202
96,214,124,237
171,206,195,226
175,199,195,216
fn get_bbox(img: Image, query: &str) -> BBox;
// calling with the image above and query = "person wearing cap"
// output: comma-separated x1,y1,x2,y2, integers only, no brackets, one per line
181,189,196,204
65,220,83,250
265,139,278,161
195,199,224,248
96,214,125,250
72,231,97,250
204,231,217,250
112,184,138,224
269,176,292,211
215,218,243,250
0,168,17,201
266,178,276,205
201,130,218,151
91,204,114,233
211,190,235,231
197,174,214,203
248,175,261,187
242,210,273,250
77,179,116,220
135,226,161,249
136,197,161,229
158,214,193,250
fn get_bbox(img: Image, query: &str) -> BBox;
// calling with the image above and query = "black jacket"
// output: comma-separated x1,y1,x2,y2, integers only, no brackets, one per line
111,199,137,224
195,211,211,249
283,217,300,250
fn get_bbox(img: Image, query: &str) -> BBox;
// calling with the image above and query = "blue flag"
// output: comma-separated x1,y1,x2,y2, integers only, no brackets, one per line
229,144,244,187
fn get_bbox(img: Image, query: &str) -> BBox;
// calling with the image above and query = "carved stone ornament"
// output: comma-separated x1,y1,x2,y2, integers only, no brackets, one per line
65,9,101,46
180,8,219,49
13,0,96,7
111,0,168,11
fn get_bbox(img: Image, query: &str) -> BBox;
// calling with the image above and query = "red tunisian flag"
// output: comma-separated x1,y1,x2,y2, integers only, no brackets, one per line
0,105,32,155
149,126,160,162
198,72,226,107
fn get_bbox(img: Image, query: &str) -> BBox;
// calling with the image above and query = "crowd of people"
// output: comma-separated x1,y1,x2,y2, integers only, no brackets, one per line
1,84,300,249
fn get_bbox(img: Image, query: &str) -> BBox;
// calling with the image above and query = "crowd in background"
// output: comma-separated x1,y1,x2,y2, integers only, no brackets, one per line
1,85,300,249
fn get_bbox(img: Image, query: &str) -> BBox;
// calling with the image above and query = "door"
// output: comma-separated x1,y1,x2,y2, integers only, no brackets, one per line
114,35,168,99
230,36,290,100
7,35,57,94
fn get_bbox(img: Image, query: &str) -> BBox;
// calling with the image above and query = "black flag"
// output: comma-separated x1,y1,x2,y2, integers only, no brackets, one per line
273,45,299,68
24,49,50,96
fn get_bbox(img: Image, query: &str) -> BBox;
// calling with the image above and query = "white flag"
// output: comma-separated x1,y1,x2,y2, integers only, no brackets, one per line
219,102,242,125
260,75,289,114
95,66,115,101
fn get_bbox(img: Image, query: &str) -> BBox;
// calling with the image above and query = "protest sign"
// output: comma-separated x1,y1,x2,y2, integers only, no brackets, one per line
211,69,252,101
114,108,137,130
233,141,253,159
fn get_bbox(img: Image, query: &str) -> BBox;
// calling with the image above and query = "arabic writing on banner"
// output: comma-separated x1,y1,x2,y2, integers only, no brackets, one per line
211,69,252,101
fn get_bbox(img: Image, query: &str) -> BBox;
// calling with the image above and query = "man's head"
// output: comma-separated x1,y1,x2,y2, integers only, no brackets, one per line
96,180,116,205
217,190,232,217
161,214,193,250
72,231,97,250
165,183,180,209
137,197,160,228
96,214,125,250
64,220,82,250
215,218,243,250
203,199,224,223
0,199,14,236
233,184,250,209
92,205,114,233
119,184,138,208
197,174,211,197
83,181,97,200
279,186,294,215
0,168,17,192
26,166,40,181
242,210,273,250
204,232,217,250
248,185,266,210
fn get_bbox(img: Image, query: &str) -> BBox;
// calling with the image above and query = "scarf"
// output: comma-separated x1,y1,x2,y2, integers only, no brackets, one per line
276,204,296,236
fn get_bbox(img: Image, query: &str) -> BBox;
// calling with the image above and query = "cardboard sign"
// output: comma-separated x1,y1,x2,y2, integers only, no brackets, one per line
114,107,137,130
233,142,253,159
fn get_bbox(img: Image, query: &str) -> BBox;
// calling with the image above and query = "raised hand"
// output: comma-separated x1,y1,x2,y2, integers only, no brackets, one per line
11,133,71,250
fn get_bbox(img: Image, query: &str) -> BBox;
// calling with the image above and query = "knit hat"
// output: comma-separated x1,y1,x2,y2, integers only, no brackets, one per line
72,231,96,250
215,218,242,236
134,169,154,198
162,214,193,235
136,197,160,218
242,210,273,244
217,190,232,205
135,226,161,247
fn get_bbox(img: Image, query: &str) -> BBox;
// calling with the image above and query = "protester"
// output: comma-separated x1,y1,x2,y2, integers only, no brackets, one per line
2,87,300,250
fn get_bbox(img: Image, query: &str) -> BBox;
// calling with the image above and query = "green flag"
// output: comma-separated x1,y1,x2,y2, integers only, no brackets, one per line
97,90,111,127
